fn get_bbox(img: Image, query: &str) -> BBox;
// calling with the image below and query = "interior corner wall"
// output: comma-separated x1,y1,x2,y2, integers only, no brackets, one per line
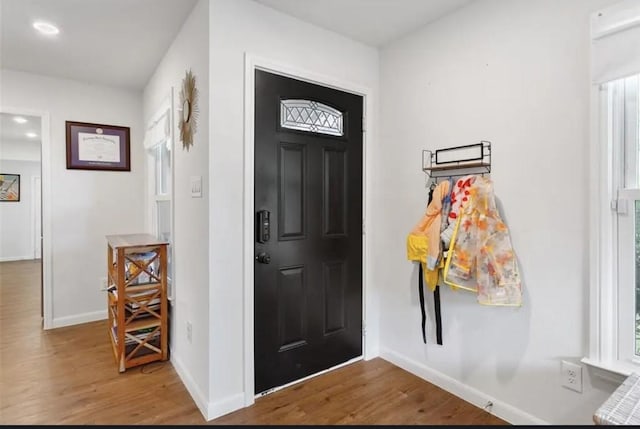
0,69,145,327
208,0,379,417
142,0,210,417
376,0,621,424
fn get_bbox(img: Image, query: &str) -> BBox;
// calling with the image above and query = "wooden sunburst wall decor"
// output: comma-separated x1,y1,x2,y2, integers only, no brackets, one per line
178,69,199,151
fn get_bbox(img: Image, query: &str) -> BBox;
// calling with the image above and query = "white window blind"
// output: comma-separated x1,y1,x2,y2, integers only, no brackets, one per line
144,107,171,151
591,0,640,84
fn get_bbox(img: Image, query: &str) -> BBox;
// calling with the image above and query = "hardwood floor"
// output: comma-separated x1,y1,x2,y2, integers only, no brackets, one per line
0,260,506,425
215,359,506,426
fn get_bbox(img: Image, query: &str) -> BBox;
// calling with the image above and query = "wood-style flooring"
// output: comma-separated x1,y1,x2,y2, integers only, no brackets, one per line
0,259,506,425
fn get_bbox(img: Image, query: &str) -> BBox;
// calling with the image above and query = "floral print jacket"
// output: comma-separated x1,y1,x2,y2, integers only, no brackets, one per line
443,176,522,306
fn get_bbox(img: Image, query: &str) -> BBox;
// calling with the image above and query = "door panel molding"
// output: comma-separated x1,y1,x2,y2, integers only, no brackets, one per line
322,261,347,336
243,53,375,408
322,148,348,237
278,143,306,241
277,265,308,351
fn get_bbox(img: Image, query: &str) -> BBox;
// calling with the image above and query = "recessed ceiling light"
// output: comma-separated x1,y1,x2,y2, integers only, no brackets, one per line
26,132,38,138
13,116,28,124
33,21,60,36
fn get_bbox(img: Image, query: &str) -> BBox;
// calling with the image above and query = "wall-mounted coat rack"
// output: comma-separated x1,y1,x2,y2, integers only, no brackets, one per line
412,140,495,346
422,141,491,181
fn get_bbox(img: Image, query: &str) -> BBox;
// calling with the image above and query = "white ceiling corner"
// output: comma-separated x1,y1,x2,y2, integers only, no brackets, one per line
254,0,475,47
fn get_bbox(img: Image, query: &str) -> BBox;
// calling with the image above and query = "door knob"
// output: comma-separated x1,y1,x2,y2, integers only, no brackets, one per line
256,252,271,264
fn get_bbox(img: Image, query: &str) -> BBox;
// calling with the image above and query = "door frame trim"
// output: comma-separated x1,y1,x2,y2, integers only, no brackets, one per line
0,106,53,329
31,175,41,259
242,53,375,407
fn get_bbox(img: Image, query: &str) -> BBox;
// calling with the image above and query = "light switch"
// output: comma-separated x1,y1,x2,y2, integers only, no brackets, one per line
190,176,202,198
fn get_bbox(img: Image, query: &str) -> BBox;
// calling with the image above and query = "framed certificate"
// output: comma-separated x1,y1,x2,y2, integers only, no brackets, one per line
66,121,130,171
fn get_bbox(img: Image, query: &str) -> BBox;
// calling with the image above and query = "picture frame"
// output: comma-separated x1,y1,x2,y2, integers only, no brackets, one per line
0,174,20,202
66,121,130,171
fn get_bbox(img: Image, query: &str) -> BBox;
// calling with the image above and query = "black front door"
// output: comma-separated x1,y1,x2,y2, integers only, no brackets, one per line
254,70,363,394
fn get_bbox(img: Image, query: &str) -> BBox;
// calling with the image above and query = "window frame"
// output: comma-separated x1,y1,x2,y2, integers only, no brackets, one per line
145,93,175,302
585,76,640,379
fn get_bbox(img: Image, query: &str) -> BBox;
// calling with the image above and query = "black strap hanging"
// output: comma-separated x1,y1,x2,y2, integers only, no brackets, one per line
418,264,427,344
434,285,443,345
418,183,443,346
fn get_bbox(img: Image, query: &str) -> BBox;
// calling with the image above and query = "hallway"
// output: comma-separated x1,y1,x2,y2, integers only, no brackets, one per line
0,259,204,424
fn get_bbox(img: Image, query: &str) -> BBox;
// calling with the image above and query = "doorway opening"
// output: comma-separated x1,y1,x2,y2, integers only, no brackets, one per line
0,109,51,327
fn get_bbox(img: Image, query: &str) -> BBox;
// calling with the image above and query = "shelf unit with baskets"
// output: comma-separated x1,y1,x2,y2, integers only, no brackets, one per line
106,233,169,372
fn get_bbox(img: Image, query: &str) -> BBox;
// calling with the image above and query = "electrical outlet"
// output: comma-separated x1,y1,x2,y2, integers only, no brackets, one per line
99,277,108,291
561,360,583,393
186,321,193,343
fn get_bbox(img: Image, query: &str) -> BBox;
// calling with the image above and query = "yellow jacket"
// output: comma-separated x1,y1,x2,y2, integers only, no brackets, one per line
406,181,450,291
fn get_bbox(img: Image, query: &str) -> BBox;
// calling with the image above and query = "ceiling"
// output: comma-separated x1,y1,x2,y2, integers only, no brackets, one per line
0,0,198,90
0,113,41,144
254,0,474,47
1,0,473,90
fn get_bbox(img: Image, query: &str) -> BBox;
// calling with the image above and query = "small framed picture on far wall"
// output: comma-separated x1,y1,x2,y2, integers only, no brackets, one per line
0,173,20,201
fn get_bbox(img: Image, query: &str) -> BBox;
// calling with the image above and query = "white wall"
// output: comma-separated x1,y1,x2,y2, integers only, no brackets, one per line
0,69,145,327
209,0,379,418
377,0,620,424
143,0,209,416
1,140,41,162
0,160,40,260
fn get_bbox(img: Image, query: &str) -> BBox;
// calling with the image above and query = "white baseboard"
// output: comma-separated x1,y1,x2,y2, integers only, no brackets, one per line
171,352,245,421
207,393,245,421
171,353,209,420
379,347,549,425
364,345,380,361
51,309,107,329
0,255,34,262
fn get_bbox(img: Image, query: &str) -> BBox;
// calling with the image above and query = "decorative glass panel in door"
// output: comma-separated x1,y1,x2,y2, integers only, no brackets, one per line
280,99,344,137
